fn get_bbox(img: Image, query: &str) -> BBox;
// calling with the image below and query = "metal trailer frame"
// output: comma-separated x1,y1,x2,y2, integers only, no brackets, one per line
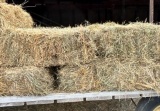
0,90,159,107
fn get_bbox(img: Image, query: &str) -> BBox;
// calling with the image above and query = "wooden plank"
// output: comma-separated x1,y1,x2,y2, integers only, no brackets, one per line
86,92,113,101
115,94,141,99
57,98,83,103
0,96,31,104
114,91,159,99
86,96,112,101
142,92,160,97
114,91,143,99
149,0,154,22
0,103,24,107
27,100,55,105
0,90,159,107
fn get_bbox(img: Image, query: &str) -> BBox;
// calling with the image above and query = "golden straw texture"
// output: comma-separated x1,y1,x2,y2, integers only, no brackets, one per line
0,27,96,67
0,23,160,67
0,3,33,28
0,22,160,94
0,66,54,96
0,0,5,3
88,23,160,62
59,59,160,92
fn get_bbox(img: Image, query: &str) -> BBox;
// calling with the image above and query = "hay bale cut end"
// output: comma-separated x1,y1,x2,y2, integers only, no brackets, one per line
0,66,54,96
0,3,33,28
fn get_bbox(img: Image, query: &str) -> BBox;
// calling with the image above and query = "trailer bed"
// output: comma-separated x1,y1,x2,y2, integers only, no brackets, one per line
0,90,159,107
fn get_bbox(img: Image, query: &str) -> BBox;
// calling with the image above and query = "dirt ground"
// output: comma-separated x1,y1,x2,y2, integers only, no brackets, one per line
0,99,139,111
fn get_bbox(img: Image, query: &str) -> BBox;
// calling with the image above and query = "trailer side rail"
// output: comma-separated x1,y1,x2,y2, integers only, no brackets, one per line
0,90,159,107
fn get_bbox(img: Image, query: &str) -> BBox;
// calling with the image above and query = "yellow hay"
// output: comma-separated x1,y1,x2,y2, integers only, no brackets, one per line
0,0,5,3
0,66,54,96
0,26,96,67
0,23,160,67
59,59,160,92
0,22,159,94
90,23,160,62
0,3,33,28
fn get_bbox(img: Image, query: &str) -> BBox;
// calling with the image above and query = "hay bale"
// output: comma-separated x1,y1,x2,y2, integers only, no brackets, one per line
112,61,160,92
58,59,116,92
0,0,5,3
0,27,96,67
0,66,54,96
90,23,160,63
0,23,160,67
58,59,160,92
0,3,33,28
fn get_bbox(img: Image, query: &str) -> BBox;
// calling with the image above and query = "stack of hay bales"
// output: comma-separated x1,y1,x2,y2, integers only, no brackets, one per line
58,23,160,93
0,3,54,96
0,3,160,96
59,59,160,92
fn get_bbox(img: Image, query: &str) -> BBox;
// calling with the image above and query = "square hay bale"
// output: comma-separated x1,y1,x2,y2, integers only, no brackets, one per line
0,3,33,28
0,66,54,96
58,59,160,92
0,23,160,67
88,23,160,63
0,27,96,67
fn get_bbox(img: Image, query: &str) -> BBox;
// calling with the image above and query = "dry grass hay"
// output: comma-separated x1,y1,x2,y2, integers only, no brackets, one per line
89,23,160,62
0,27,96,67
0,3,33,28
58,59,160,92
0,66,54,96
0,0,5,3
0,23,160,67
